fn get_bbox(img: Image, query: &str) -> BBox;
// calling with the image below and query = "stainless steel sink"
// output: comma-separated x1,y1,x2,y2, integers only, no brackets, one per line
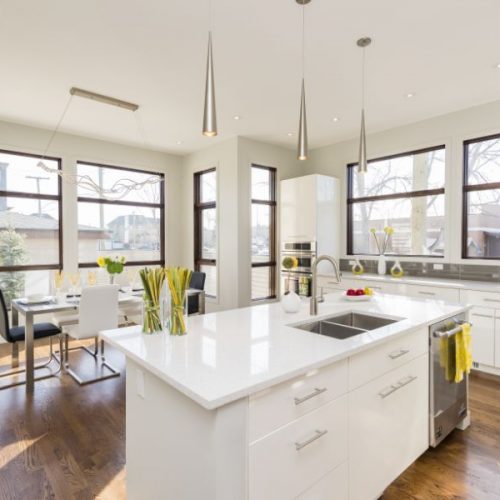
292,312,399,340
296,320,366,340
327,312,397,331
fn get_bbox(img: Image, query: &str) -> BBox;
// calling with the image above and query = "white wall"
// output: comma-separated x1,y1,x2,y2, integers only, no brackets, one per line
180,137,304,312
0,119,183,277
304,99,500,265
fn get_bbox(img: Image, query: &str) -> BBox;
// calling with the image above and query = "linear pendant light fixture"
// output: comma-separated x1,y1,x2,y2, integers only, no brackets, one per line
296,0,310,161
202,0,217,137
357,37,371,173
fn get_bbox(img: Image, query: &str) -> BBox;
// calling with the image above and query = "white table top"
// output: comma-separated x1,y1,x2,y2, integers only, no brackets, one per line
101,291,469,410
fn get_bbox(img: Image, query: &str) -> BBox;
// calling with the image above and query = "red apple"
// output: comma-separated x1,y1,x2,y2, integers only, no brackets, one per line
355,289,365,296
346,289,356,296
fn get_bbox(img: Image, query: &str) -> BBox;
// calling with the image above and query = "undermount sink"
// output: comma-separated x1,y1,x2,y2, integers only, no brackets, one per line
292,312,399,340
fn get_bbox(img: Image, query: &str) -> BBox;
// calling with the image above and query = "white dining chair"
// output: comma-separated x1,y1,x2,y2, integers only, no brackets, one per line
60,284,120,385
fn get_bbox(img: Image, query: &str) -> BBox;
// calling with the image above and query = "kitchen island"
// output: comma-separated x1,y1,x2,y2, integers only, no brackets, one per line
101,292,470,500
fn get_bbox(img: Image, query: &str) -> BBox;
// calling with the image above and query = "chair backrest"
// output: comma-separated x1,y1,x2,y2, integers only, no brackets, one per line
76,285,119,340
189,271,206,291
0,290,11,343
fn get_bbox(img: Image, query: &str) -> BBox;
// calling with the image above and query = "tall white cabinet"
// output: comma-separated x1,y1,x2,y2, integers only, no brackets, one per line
280,174,340,270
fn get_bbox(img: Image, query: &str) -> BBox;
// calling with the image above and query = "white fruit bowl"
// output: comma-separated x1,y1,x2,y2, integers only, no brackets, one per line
342,292,373,302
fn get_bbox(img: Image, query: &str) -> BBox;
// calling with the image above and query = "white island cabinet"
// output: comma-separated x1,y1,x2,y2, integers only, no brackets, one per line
101,293,469,500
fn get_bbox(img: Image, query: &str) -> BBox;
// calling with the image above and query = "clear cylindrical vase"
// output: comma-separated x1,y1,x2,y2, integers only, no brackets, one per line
142,299,163,334
164,290,188,336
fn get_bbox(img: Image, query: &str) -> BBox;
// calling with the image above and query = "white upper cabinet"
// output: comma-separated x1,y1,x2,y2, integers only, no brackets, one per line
280,174,340,258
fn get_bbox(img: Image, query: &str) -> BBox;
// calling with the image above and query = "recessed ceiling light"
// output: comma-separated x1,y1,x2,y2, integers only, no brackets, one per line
495,63,500,69
405,92,415,98
332,117,340,122
287,132,293,137
176,141,183,145
233,115,241,120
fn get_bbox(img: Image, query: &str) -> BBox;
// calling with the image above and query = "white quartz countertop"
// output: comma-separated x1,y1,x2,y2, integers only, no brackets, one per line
101,293,468,410
326,272,500,293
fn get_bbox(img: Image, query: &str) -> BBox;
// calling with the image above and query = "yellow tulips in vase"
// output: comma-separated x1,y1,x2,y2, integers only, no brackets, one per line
165,267,192,336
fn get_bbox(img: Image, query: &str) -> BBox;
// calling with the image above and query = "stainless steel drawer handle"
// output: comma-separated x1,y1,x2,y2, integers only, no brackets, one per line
378,385,399,399
379,375,417,399
388,349,410,360
418,291,436,296
295,429,328,451
484,298,500,303
397,375,418,388
471,313,493,319
294,387,327,405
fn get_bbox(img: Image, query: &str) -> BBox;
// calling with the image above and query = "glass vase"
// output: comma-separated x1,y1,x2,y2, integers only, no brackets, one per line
142,299,163,334
165,289,188,336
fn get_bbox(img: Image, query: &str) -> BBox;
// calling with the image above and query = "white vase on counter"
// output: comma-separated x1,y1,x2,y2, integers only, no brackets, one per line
377,255,387,275
281,291,301,313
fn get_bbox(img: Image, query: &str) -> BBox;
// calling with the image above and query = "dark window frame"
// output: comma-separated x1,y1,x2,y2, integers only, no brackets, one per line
0,148,63,273
76,160,165,268
462,133,500,260
194,167,217,298
347,145,446,258
251,164,277,301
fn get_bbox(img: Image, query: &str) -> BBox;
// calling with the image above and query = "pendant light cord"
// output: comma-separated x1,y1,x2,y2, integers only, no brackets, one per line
42,94,73,159
302,3,305,78
361,46,366,110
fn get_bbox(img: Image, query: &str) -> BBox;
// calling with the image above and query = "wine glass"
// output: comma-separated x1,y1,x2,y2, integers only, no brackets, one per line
87,270,97,286
53,270,64,299
68,272,81,295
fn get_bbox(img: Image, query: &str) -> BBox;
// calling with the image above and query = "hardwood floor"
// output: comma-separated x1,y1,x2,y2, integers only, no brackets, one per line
1,341,499,500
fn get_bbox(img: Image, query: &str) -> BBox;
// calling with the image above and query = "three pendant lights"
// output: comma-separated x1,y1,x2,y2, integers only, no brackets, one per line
202,0,372,171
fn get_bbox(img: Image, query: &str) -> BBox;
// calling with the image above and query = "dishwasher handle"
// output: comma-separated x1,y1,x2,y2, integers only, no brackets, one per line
433,320,472,339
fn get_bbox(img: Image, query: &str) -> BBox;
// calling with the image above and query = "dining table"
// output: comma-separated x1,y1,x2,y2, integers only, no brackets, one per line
11,288,206,393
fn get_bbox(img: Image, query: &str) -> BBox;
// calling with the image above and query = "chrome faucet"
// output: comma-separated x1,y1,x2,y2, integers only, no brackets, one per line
310,255,341,315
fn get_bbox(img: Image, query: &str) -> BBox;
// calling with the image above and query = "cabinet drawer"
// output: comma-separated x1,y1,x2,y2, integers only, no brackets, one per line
470,307,495,366
296,461,348,500
249,396,348,500
249,360,348,442
461,289,500,309
349,328,428,390
406,284,460,302
349,354,429,500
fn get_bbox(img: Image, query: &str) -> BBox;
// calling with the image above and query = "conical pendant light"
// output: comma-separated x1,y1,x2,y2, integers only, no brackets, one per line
296,0,310,161
357,37,371,173
202,2,217,137
297,78,308,160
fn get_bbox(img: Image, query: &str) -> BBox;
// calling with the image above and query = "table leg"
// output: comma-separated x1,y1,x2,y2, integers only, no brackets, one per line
11,306,20,368
199,291,206,315
25,313,34,393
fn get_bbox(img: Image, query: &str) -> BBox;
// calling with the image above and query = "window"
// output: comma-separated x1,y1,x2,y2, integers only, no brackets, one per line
347,146,446,257
194,168,217,297
251,165,276,300
0,149,62,305
77,162,164,267
463,134,500,259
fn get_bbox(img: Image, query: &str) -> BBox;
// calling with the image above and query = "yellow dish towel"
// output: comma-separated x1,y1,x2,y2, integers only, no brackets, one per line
439,322,472,383
454,322,472,383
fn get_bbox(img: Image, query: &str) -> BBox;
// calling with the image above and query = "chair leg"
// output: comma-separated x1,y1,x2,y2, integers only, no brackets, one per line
11,343,19,368
64,336,119,386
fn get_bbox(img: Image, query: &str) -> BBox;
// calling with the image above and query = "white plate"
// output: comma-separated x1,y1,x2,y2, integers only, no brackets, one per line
342,293,372,302
19,296,54,305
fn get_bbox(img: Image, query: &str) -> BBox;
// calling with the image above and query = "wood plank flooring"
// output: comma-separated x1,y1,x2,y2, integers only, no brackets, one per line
0,341,499,499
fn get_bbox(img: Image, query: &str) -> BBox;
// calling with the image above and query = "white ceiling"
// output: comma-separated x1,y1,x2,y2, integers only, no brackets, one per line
1,0,500,155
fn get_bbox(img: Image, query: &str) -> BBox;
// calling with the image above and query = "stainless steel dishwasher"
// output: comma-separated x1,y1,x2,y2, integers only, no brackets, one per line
429,313,470,447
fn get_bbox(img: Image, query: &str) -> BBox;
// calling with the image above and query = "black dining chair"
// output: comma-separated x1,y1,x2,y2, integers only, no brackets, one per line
0,290,63,389
188,272,206,315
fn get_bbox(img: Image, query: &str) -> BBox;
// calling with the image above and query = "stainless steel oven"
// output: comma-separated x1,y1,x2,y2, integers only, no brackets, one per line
429,313,469,447
281,242,316,296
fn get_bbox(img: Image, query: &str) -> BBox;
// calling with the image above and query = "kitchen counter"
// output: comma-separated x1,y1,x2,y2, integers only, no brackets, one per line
101,291,468,410
324,271,500,293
